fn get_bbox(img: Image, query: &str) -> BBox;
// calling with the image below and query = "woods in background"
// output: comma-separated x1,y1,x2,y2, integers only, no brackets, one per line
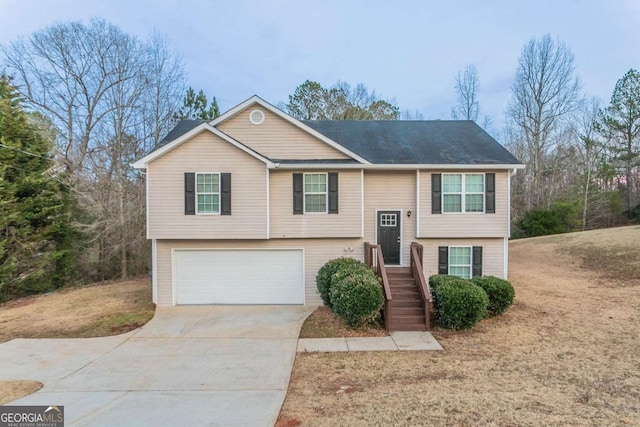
0,21,637,300
504,36,639,236
1,19,187,300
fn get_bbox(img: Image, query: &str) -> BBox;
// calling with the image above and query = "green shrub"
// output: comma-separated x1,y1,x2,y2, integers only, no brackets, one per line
471,276,515,316
316,257,366,307
432,281,489,330
429,274,469,290
514,201,579,238
330,268,384,327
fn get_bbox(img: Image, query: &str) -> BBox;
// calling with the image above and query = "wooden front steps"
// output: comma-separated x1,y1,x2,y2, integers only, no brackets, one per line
386,267,427,331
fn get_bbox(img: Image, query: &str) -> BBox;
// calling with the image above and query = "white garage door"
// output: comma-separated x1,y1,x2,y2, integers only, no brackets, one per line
174,249,304,305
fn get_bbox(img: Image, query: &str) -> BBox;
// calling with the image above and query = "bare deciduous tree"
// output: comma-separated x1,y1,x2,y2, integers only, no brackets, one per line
507,34,581,209
2,19,185,282
451,64,480,121
574,98,604,229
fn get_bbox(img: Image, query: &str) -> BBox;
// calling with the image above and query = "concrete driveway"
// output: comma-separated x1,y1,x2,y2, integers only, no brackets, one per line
0,306,313,426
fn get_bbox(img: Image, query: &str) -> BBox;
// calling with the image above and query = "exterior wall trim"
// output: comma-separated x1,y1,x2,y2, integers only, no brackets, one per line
152,238,157,303
133,123,275,169
503,237,509,279
145,170,150,239
266,166,270,239
416,170,420,237
275,163,524,170
360,169,364,238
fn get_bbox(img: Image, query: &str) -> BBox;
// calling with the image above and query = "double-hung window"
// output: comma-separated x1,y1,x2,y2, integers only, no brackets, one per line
448,246,472,279
443,173,485,213
304,173,327,213
438,246,482,278
196,173,220,214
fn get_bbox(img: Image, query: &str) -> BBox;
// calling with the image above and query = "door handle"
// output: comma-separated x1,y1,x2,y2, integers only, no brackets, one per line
397,237,401,243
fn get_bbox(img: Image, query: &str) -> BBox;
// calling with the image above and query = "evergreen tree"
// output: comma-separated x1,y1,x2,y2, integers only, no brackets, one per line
284,80,400,120
174,87,220,121
0,76,76,300
599,69,640,211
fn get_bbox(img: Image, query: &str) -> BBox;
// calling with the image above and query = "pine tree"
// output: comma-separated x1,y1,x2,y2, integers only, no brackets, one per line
0,76,76,300
174,87,220,121
600,69,640,211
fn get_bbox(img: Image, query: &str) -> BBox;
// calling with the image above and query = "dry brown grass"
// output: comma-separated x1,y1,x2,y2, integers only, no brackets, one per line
0,278,155,404
0,277,155,343
278,226,640,426
0,381,43,405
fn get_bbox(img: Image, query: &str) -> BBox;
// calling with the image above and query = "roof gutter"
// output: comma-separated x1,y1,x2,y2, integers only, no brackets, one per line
272,163,525,170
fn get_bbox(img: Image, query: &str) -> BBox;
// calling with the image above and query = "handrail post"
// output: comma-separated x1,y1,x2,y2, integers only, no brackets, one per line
410,242,432,331
364,242,392,331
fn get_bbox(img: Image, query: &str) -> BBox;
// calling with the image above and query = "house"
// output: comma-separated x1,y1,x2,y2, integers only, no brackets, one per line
133,95,523,329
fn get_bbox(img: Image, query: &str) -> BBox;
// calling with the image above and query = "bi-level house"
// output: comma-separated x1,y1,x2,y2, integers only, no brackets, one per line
133,96,522,330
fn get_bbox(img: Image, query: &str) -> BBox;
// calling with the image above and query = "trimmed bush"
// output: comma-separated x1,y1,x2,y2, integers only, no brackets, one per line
316,257,366,307
429,274,469,290
471,276,515,316
330,268,384,328
432,280,489,330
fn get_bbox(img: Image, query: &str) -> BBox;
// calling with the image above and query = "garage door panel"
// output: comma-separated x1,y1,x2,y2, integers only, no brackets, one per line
174,249,303,305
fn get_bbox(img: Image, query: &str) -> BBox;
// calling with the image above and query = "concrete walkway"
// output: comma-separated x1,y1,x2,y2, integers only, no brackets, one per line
0,306,313,427
298,331,443,352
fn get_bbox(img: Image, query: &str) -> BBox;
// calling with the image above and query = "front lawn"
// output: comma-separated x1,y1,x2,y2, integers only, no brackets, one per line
0,277,155,404
278,226,640,426
0,277,155,343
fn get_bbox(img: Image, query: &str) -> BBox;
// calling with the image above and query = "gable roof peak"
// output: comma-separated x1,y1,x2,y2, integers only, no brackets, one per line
209,95,370,164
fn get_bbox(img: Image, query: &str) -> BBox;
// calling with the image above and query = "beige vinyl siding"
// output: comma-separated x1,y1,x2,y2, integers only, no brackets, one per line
147,131,267,239
155,239,363,306
155,237,506,305
418,170,509,238
269,170,362,238
363,171,417,266
217,106,351,160
416,238,505,279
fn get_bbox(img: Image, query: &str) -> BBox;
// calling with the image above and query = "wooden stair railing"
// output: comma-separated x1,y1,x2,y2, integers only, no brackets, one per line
410,242,433,331
364,242,392,331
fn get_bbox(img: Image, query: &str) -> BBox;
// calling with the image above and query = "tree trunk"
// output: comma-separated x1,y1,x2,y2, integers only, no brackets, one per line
119,182,127,280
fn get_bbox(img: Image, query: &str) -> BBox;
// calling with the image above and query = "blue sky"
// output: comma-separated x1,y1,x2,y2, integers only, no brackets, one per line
1,0,638,130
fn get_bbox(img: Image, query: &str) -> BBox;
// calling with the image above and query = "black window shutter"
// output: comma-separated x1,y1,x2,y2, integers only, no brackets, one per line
185,172,195,215
328,172,338,214
438,246,448,274
472,246,483,277
221,173,231,215
293,173,303,214
485,173,495,214
432,174,442,214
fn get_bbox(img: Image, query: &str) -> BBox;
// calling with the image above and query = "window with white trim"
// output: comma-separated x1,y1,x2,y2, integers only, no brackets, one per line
449,246,472,279
196,173,220,214
380,213,397,226
304,173,327,213
443,173,484,213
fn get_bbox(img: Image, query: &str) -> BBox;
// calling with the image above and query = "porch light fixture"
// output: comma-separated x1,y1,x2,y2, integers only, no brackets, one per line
407,210,412,218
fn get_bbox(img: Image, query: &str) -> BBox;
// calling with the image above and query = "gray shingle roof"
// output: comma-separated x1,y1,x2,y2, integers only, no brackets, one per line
158,119,206,146
154,118,520,166
303,120,520,165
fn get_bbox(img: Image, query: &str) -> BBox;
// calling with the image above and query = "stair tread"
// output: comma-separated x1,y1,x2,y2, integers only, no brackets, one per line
393,313,426,317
